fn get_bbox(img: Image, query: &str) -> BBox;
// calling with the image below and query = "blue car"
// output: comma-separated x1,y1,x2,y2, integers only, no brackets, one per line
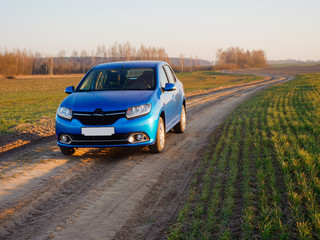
55,61,186,155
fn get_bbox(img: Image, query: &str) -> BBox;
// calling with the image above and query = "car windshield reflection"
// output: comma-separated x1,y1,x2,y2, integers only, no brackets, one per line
77,68,155,91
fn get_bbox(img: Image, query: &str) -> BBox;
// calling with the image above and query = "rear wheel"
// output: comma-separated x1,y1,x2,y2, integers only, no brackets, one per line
60,146,75,155
149,117,165,153
174,105,186,133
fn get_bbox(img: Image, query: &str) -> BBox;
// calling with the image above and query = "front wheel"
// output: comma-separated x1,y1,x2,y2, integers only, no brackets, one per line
149,117,165,153
174,105,186,133
60,146,75,155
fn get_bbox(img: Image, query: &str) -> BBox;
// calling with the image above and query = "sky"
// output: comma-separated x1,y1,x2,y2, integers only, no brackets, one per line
0,0,319,62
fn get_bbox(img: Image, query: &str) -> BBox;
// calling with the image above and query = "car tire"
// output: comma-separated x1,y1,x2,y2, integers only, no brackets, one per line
174,105,186,133
150,117,165,153
60,146,75,155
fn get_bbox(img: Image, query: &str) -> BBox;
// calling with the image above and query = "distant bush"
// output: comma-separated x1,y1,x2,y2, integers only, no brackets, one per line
215,47,268,69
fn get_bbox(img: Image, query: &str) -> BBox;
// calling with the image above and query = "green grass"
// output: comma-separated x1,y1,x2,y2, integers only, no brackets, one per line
0,71,263,133
168,73,320,239
176,71,264,92
0,76,81,132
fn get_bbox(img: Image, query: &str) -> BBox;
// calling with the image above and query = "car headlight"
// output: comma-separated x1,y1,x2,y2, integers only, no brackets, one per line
126,103,151,119
57,106,73,120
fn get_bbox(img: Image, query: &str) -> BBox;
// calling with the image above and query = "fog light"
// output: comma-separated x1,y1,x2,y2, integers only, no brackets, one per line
61,135,68,142
135,134,143,141
128,133,149,143
60,134,72,144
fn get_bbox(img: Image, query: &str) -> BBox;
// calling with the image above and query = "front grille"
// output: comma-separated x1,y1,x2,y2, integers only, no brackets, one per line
69,133,130,145
73,110,126,125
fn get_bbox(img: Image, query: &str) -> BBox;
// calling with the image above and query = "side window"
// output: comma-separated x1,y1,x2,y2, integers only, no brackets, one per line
163,65,176,84
159,67,169,88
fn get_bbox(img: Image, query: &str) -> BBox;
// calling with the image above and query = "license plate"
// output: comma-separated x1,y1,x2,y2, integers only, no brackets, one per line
81,127,115,136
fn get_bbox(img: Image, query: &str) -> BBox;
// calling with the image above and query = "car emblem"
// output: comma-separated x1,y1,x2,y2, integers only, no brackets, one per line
93,108,104,116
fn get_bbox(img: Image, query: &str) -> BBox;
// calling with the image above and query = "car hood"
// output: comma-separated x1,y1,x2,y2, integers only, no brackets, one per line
61,90,154,112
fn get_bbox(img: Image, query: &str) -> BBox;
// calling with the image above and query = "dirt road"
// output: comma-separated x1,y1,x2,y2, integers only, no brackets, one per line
0,74,293,240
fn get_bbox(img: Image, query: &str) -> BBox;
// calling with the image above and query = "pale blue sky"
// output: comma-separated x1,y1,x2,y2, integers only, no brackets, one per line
0,0,319,61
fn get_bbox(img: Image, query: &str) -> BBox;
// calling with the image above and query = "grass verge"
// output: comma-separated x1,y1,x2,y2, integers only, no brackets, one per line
167,73,320,239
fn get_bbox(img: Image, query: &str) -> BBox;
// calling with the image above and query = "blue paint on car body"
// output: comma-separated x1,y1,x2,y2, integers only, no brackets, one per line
55,61,186,154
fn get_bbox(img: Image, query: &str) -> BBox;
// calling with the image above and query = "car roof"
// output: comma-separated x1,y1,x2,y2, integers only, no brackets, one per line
93,61,168,70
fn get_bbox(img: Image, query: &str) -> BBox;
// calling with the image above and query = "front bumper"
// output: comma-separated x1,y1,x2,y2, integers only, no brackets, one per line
55,112,159,148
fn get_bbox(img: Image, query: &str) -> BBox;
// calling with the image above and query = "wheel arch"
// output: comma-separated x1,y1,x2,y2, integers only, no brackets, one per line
160,111,166,131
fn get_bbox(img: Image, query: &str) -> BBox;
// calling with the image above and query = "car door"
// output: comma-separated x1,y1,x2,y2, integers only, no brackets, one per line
164,65,182,115
162,65,180,128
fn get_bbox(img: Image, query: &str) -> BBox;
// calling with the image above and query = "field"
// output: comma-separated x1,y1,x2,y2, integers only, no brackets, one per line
0,76,82,133
177,71,263,93
168,73,320,239
233,64,320,76
0,71,263,133
270,63,320,68
1,70,316,239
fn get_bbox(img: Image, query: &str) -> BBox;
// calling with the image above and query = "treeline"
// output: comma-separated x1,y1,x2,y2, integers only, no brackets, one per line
0,44,269,76
0,42,170,76
215,47,268,69
0,49,36,75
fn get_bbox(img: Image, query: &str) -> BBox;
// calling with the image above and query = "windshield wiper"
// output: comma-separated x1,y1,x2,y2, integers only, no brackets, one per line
77,89,94,92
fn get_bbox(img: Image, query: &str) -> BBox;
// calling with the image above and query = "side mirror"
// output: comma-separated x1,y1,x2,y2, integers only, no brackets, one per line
65,86,74,94
164,83,176,91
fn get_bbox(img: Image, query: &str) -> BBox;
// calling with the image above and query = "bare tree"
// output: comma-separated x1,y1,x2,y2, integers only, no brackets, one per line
57,50,65,74
49,55,54,75
180,54,184,72
71,50,79,73
80,49,88,73
102,45,107,61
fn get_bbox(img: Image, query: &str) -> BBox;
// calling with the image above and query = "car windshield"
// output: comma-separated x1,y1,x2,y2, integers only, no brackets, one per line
77,68,155,91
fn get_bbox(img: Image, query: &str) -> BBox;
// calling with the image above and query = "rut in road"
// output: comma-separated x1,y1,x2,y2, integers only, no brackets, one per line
0,148,150,239
0,75,293,240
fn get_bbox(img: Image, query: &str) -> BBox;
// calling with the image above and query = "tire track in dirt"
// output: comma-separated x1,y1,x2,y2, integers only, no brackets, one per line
0,74,293,240
0,146,154,239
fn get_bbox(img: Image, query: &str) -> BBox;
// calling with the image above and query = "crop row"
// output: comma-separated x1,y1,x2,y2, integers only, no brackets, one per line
168,73,320,239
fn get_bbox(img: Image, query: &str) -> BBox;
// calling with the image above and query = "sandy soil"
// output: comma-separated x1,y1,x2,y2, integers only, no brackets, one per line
0,73,293,240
